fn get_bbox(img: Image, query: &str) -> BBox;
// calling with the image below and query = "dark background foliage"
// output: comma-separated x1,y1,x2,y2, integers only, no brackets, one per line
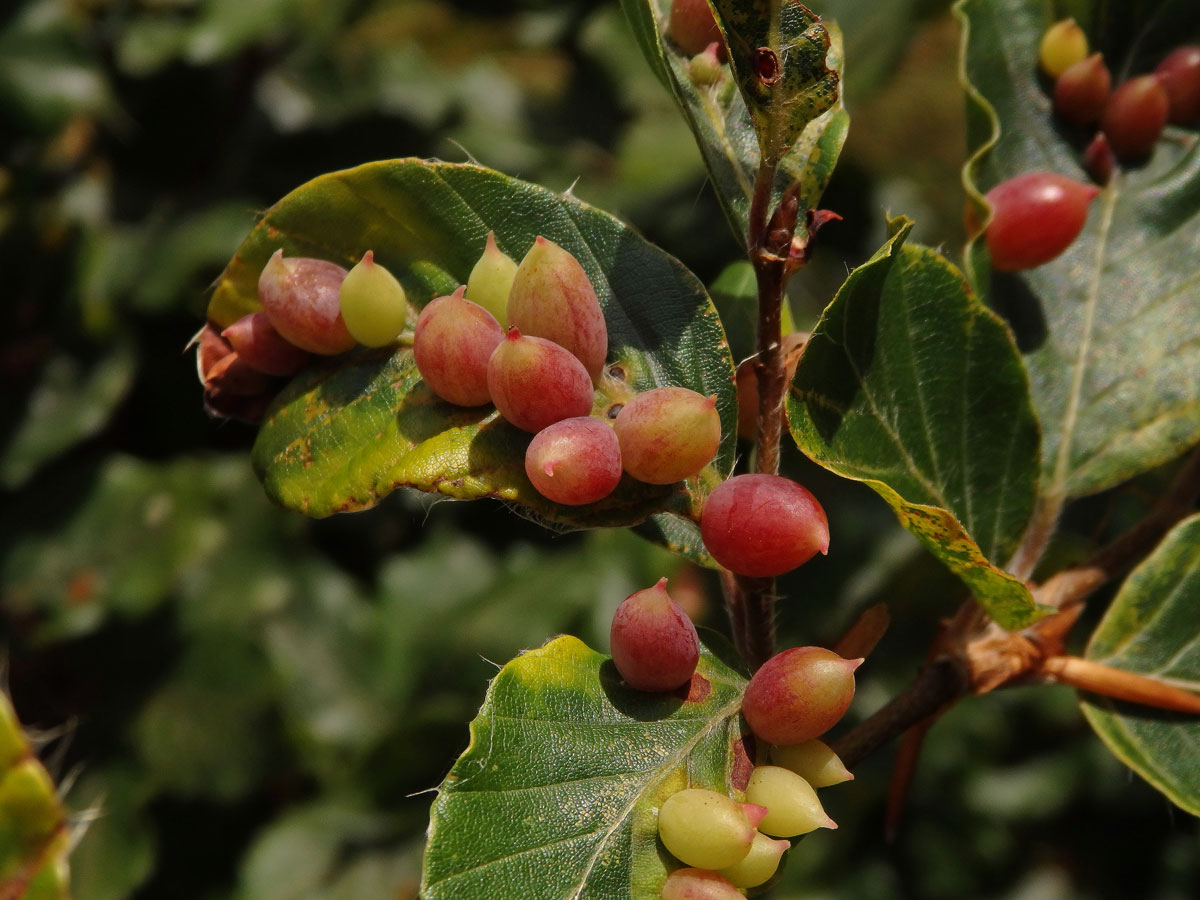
0,1,1195,897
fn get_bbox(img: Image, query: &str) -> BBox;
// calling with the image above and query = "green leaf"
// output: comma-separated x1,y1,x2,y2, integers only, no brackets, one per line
1082,514,1200,817
208,159,736,524
709,0,840,165
633,513,717,569
1,342,136,490
618,0,847,242
421,634,749,900
0,454,298,642
68,766,155,900
134,635,277,801
786,219,1044,630
0,5,115,132
238,802,407,900
958,0,1200,498
0,692,70,900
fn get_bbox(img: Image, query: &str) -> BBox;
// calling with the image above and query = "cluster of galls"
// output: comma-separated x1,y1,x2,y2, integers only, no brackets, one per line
413,234,724,506
196,232,726,506
198,228,840,562
975,26,1199,274
196,246,412,420
1041,20,1199,177
608,579,860,897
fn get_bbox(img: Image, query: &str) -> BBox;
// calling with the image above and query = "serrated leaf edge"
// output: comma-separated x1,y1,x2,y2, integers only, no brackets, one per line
420,635,746,900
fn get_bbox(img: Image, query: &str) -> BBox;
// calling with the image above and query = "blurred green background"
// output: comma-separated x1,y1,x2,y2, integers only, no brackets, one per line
0,0,1195,898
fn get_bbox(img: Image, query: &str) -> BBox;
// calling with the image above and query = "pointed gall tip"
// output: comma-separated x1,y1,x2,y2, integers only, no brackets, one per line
741,803,769,829
654,576,669,590
485,230,499,252
263,247,287,275
846,657,865,672
361,249,375,266
450,284,468,300
765,836,790,857
1084,132,1116,186
821,814,839,830
260,249,290,290
506,325,522,340
705,393,718,408
542,461,557,478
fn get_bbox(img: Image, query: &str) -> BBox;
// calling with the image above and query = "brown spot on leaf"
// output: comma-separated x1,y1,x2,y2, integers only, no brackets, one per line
730,734,756,791
679,671,711,703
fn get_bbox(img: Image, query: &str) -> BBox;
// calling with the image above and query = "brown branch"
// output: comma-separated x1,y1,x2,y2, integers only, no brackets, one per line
721,569,750,664
750,167,791,478
828,444,1200,771
830,658,969,769
719,160,794,670
731,573,777,671
1041,656,1200,714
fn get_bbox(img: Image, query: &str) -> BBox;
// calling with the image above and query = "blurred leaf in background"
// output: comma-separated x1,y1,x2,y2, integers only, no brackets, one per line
2,0,1198,899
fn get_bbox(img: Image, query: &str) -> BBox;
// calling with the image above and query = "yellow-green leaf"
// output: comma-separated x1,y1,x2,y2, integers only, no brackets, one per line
0,693,71,900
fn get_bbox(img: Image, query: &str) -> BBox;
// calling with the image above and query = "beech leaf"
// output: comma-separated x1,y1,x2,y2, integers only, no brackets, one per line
787,219,1045,630
958,0,1200,499
1082,514,1200,817
421,635,749,900
206,159,737,526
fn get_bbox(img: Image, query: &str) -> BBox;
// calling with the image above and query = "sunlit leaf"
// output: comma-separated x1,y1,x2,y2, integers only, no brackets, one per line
421,635,749,900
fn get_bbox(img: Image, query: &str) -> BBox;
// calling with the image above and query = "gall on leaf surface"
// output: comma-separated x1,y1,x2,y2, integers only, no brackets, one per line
619,0,847,244
958,0,1200,499
421,635,749,900
0,691,71,900
205,159,736,534
787,218,1045,630
1082,513,1200,817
